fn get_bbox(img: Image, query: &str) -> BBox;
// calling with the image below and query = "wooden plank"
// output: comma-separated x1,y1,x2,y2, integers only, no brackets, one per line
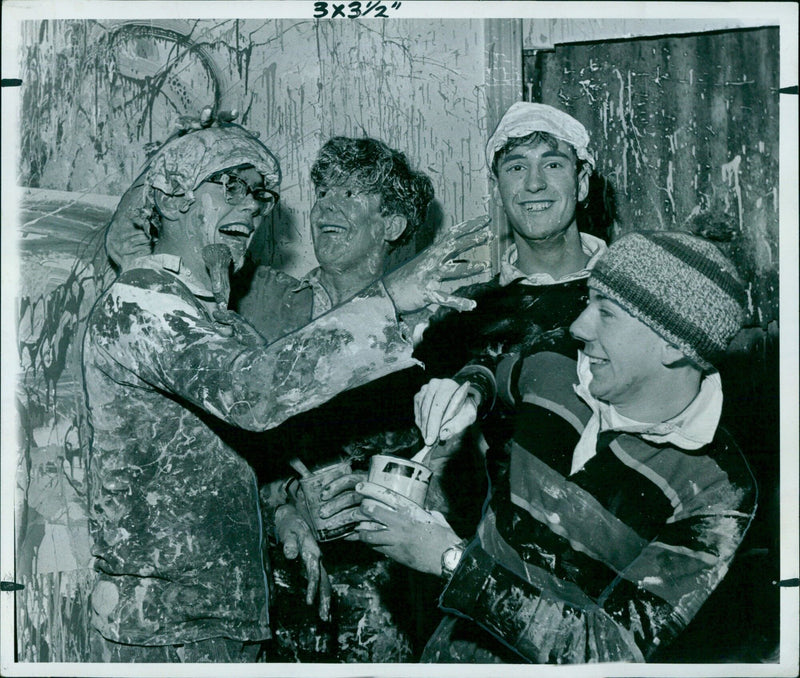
484,18,523,269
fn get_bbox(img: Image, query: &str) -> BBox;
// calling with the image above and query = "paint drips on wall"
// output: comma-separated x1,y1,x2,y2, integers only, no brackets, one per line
533,26,779,327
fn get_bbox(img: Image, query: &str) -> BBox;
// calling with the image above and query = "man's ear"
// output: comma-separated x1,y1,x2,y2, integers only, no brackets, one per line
383,214,408,243
661,341,688,367
153,189,184,222
577,165,591,203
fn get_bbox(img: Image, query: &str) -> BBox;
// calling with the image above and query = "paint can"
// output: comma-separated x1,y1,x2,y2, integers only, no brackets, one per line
367,454,432,506
298,460,356,541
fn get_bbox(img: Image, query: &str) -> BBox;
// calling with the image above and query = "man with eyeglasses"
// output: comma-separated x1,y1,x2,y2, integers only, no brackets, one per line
83,120,489,662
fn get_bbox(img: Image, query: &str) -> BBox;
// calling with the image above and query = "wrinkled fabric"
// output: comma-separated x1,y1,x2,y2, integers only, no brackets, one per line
83,256,417,646
236,265,325,344
146,124,280,200
292,267,335,316
498,233,606,287
485,102,595,169
571,351,724,474
431,352,757,663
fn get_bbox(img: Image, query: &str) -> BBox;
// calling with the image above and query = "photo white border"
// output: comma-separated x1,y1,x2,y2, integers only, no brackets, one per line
1,2,797,677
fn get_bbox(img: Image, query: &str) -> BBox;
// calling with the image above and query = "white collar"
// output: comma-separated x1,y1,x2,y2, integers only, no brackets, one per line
570,351,723,474
498,232,607,287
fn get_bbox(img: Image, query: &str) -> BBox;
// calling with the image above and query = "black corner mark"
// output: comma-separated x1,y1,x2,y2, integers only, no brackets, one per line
1,79,23,87
778,578,799,587
778,85,798,95
1,580,25,591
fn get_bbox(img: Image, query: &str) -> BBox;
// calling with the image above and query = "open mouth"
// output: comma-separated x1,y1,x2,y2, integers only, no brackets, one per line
318,223,347,234
585,355,609,366
520,200,554,212
218,222,253,239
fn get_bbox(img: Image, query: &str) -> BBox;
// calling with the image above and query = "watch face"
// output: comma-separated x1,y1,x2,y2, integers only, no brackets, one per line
443,545,463,572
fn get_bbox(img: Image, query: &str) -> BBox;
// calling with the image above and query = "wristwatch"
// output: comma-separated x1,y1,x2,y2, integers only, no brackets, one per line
441,539,468,579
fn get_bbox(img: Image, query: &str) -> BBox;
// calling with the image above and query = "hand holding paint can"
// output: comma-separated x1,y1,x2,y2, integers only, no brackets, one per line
296,459,359,541
366,454,432,506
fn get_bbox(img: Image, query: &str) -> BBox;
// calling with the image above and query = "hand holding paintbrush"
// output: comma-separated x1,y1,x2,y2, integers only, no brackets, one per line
201,244,265,346
201,243,233,311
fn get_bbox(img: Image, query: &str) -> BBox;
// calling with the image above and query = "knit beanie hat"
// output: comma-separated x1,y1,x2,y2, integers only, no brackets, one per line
486,102,595,170
589,231,747,371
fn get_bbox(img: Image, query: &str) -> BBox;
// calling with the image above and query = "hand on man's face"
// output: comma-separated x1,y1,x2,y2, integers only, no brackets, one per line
383,215,492,314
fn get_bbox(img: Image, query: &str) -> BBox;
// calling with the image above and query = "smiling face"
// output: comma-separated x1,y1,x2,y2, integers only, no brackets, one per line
310,185,392,275
569,287,673,417
190,166,273,272
495,138,589,245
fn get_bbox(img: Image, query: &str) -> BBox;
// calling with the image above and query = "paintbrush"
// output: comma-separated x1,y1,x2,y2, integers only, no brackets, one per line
289,457,312,478
411,444,433,463
201,244,233,311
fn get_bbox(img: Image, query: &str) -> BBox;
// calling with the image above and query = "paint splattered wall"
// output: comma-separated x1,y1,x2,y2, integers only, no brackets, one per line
522,18,761,49
19,18,491,277
527,27,780,327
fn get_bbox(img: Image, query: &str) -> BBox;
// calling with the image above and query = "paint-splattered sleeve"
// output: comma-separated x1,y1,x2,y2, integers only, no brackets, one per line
442,487,756,663
598,485,757,657
439,439,756,663
94,268,418,432
436,353,757,663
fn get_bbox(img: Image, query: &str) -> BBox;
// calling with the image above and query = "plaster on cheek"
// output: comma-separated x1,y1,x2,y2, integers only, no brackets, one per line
199,193,224,246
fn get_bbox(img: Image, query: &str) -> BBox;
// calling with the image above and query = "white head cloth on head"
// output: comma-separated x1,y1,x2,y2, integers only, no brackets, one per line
485,102,595,170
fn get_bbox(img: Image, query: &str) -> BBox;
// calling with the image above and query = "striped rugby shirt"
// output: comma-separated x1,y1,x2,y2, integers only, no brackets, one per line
437,351,757,663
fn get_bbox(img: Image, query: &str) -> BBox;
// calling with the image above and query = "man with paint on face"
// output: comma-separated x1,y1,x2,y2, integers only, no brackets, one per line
234,136,437,660
82,121,488,662
355,231,757,664
237,136,434,340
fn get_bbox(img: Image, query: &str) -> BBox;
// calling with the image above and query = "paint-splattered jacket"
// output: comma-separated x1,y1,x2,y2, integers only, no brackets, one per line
82,255,417,646
427,351,756,663
234,264,422,661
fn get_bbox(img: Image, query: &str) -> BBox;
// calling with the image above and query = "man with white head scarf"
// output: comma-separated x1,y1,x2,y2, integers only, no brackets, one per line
409,102,609,543
416,102,606,375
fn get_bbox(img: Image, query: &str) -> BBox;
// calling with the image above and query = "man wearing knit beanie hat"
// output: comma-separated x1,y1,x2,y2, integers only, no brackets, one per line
586,230,747,372
570,230,747,426
356,230,756,664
